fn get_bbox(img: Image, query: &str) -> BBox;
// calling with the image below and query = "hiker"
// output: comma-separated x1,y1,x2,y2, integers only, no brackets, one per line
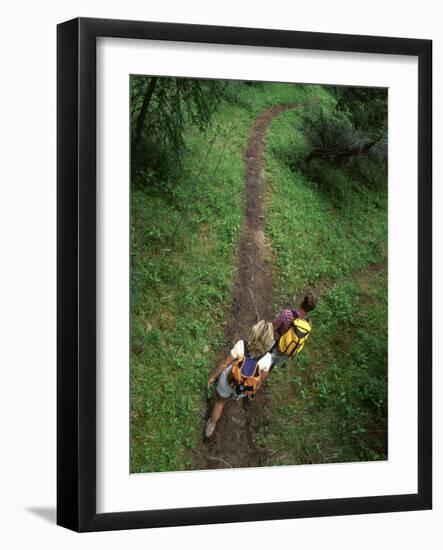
205,320,274,438
270,292,318,368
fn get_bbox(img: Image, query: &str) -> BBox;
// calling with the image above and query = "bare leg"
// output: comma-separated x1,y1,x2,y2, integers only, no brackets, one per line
210,397,228,425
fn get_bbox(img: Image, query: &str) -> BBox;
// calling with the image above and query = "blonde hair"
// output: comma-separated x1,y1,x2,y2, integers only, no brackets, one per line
248,320,274,358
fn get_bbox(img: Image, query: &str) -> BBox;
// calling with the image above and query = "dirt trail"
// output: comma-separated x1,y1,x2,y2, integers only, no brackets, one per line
194,101,387,471
195,103,300,470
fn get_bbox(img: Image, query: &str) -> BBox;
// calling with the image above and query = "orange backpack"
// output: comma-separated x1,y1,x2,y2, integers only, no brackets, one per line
229,343,261,397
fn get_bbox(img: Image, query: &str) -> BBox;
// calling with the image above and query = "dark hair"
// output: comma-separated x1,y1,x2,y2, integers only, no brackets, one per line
300,292,317,312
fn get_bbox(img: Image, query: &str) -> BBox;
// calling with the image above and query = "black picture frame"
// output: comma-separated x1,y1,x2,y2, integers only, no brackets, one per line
57,17,432,532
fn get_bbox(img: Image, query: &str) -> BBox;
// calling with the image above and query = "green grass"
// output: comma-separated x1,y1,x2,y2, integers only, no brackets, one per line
265,106,387,292
257,271,388,464
258,90,388,464
130,81,315,473
131,81,388,472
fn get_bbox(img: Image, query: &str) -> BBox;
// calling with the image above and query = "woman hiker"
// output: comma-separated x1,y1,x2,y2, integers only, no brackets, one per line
205,320,274,438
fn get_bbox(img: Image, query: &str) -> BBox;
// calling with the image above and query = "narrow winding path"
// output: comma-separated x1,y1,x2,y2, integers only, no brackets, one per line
194,99,387,470
195,103,300,470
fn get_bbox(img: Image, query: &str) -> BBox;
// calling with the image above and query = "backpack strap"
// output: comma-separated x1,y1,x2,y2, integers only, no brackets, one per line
240,340,264,378
293,308,312,326
229,341,261,396
274,310,297,354
243,340,249,358
244,340,267,363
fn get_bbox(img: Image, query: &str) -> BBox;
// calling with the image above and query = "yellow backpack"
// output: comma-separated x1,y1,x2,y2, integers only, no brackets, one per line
278,317,312,357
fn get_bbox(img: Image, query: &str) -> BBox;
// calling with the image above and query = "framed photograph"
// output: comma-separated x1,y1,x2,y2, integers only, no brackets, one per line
57,17,432,532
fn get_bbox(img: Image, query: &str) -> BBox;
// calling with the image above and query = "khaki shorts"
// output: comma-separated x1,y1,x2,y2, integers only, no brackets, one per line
216,364,245,400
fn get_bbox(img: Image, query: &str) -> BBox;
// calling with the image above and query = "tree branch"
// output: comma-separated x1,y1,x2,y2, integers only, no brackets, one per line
304,134,383,165
134,77,158,148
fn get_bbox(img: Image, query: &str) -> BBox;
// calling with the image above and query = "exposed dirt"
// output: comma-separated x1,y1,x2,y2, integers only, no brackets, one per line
194,103,300,470
193,101,388,471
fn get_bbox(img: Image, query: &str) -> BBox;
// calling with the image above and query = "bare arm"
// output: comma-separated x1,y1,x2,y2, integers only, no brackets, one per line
207,353,234,389
255,370,269,392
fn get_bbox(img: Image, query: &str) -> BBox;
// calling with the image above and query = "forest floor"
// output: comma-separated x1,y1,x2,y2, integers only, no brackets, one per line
195,101,387,470
195,104,300,469
131,82,388,473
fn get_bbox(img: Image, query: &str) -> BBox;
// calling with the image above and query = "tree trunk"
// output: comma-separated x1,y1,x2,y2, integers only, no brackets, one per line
134,77,158,148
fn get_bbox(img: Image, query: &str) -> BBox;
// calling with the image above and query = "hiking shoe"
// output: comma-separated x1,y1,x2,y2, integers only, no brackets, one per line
205,419,216,438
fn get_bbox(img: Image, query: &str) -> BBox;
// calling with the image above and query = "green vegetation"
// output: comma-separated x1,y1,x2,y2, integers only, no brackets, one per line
259,90,387,463
265,100,387,290
131,76,224,191
258,272,387,464
131,80,314,472
130,78,387,472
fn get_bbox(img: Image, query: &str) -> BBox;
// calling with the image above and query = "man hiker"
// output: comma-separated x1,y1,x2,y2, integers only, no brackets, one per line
270,292,318,368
